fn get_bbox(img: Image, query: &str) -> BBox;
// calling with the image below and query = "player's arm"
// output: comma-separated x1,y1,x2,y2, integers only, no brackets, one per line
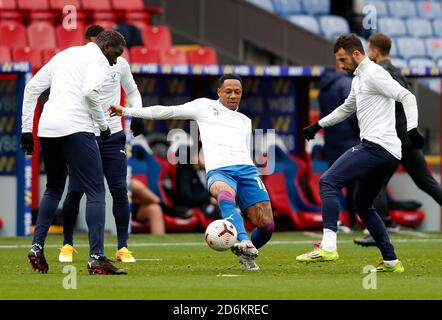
368,73,423,147
20,60,55,154
120,58,144,136
303,84,356,140
22,60,55,134
110,100,202,121
82,59,110,133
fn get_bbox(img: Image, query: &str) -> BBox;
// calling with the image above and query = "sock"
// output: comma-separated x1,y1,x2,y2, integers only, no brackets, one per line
251,222,274,249
321,228,337,251
383,259,399,267
217,191,248,241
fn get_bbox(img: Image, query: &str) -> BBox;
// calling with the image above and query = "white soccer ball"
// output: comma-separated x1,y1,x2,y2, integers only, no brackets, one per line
204,219,237,251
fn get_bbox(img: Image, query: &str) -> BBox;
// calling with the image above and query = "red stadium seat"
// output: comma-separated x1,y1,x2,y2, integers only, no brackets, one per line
49,0,81,10
56,24,85,48
111,0,144,11
127,20,148,34
187,47,218,65
0,0,16,9
42,47,62,64
18,0,50,10
29,11,55,23
121,47,130,62
0,46,11,62
130,46,159,63
159,47,187,65
0,10,22,23
28,22,56,49
93,11,117,23
142,26,172,51
12,47,43,70
81,0,111,11
0,21,27,49
91,21,117,31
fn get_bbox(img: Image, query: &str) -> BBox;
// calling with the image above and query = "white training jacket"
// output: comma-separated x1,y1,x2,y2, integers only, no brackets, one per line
319,56,418,160
123,98,255,172
21,42,110,137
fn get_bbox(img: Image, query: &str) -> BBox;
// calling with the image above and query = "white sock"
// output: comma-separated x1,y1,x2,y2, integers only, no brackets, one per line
321,228,337,251
383,259,399,267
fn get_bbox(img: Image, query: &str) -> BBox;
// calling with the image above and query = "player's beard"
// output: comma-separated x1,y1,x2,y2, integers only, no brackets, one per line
345,57,358,76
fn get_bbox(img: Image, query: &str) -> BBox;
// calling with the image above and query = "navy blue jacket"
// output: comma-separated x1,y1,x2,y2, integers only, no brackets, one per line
318,68,360,165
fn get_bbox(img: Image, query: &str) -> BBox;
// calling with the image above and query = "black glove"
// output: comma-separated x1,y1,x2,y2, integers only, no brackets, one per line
20,132,34,155
303,122,322,141
100,127,111,140
408,128,425,149
130,118,144,137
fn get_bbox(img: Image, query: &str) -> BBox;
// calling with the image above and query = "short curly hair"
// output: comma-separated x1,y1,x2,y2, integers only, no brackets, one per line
95,30,126,47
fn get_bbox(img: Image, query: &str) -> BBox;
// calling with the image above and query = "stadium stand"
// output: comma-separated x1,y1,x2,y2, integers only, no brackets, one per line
187,47,218,65
159,47,188,65
129,46,160,63
0,21,27,48
142,26,172,50
27,22,57,49
42,47,61,64
12,47,43,70
55,23,85,48
0,46,11,61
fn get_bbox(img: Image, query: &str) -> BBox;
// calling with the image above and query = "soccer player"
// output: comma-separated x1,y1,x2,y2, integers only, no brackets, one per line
354,33,440,246
296,34,423,272
20,30,127,275
109,74,274,271
58,25,144,264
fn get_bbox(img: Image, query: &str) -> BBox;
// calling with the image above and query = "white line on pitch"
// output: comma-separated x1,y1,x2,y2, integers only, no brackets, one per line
216,274,243,277
1,238,442,249
136,258,162,261
302,232,322,238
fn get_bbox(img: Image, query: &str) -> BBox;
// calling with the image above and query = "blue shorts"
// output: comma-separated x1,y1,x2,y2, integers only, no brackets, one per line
207,165,270,212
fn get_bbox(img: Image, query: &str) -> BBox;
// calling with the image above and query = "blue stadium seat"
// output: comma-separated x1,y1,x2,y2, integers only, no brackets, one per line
387,1,417,18
273,0,302,16
437,58,442,68
363,1,389,17
433,19,442,37
406,18,434,38
425,38,442,60
378,17,407,37
396,37,427,60
391,57,408,68
416,1,442,20
408,57,436,69
245,0,275,12
359,36,368,52
301,0,330,15
287,15,320,34
319,15,350,40
390,38,398,57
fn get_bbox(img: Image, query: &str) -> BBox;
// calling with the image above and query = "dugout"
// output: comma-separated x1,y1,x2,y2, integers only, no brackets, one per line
0,61,441,236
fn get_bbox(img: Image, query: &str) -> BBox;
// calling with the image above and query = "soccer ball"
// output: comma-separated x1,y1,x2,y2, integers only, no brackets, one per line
204,219,237,251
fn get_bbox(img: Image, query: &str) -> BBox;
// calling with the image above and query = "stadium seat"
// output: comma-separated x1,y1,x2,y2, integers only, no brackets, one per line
437,58,442,68
187,47,218,65
159,47,187,65
121,47,130,62
55,24,85,48
390,38,398,57
319,15,350,40
42,47,62,64
406,18,433,38
0,0,16,9
0,10,22,23
416,1,442,20
396,37,427,60
81,0,111,11
28,22,56,49
0,46,11,62
301,0,330,15
0,21,27,49
377,17,407,37
12,47,43,70
29,11,55,23
126,20,149,34
129,46,159,63
111,0,144,10
92,21,116,30
408,58,436,69
93,11,117,23
18,0,50,10
272,0,301,16
433,19,442,37
246,0,275,13
391,57,408,68
49,0,81,10
142,26,172,51
287,15,320,34
363,1,388,17
387,1,417,18
425,38,442,61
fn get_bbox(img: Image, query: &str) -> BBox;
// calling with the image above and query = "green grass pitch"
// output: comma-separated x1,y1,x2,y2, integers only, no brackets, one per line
1,232,441,300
